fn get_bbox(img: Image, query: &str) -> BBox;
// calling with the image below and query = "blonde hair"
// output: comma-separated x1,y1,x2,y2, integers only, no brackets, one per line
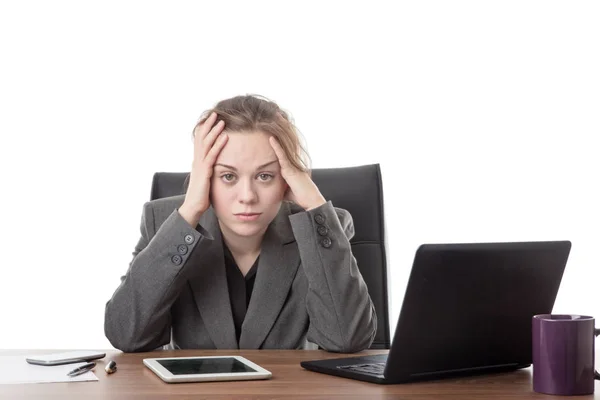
195,94,310,172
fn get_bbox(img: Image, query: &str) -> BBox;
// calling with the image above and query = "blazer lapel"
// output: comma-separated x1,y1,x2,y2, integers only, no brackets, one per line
239,202,300,349
187,207,238,349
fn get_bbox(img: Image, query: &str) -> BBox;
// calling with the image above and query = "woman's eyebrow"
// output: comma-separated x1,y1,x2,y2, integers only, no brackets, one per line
256,160,279,169
214,163,237,170
214,160,278,171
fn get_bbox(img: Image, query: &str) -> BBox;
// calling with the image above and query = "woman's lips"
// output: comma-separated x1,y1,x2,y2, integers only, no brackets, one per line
235,213,261,221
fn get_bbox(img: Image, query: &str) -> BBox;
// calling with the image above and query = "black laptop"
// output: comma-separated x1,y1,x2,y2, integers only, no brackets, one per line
301,241,571,384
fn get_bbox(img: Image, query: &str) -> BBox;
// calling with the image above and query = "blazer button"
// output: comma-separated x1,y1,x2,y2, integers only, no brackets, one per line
177,244,188,255
317,225,329,236
184,234,194,244
314,214,326,225
171,254,183,265
320,237,332,248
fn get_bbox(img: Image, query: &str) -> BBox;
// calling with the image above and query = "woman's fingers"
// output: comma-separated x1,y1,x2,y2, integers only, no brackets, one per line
195,112,218,139
269,136,291,170
192,113,217,162
205,133,229,166
202,120,226,158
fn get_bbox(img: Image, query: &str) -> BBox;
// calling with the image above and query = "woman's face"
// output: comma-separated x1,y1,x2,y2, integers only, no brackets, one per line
211,130,287,239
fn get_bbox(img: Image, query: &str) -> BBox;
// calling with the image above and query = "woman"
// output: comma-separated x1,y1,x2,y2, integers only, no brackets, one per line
104,95,377,352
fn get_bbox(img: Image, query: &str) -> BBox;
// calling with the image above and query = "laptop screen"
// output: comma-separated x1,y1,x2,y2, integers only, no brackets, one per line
386,241,570,377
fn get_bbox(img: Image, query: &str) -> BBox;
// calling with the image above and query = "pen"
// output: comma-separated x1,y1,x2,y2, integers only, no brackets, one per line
66,362,96,377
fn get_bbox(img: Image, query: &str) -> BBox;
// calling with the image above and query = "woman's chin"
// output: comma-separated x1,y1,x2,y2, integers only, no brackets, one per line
229,223,266,238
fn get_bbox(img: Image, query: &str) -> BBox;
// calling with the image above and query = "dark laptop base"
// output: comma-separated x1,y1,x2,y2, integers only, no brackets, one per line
301,355,389,384
300,354,529,384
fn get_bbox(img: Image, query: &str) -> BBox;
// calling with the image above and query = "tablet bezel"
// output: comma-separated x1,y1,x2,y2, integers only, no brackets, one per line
143,355,272,383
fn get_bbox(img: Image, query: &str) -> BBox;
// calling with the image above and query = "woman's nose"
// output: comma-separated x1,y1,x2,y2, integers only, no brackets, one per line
238,180,258,203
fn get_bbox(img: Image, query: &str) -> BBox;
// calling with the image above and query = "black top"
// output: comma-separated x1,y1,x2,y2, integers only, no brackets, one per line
223,243,259,342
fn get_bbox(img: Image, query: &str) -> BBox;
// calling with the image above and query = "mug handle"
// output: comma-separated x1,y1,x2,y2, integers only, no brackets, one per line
596,328,600,380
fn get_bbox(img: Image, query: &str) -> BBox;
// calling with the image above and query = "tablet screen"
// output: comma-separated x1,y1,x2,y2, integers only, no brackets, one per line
157,357,257,375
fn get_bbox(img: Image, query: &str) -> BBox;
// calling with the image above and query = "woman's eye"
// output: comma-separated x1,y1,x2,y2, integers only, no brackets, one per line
222,173,236,182
258,173,273,182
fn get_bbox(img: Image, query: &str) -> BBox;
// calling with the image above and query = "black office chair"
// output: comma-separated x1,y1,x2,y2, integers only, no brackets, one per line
150,163,390,349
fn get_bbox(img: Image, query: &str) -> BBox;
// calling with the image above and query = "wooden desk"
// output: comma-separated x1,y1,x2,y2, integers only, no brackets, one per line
1,350,598,399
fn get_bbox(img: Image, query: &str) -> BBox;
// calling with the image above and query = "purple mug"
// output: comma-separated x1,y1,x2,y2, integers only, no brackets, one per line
532,314,600,395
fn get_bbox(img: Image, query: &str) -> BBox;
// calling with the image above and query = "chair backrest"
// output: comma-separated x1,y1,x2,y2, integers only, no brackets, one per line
150,163,390,349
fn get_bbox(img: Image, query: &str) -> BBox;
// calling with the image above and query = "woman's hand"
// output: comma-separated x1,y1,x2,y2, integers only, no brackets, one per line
269,137,326,211
179,112,228,226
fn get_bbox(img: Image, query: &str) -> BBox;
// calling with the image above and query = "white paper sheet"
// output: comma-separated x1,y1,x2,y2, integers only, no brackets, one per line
0,356,98,384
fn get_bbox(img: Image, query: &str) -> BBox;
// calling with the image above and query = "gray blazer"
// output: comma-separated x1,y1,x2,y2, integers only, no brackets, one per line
104,195,377,353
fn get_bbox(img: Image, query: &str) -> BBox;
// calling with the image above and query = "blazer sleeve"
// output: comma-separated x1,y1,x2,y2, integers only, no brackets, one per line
289,201,377,353
104,202,211,352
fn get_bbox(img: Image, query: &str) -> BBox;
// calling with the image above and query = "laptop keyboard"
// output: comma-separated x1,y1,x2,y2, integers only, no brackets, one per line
337,362,385,375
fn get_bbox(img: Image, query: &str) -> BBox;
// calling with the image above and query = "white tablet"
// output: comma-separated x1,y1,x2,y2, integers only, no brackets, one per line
143,356,272,383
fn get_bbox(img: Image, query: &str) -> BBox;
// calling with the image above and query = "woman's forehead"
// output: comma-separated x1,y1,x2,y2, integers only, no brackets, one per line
215,131,278,169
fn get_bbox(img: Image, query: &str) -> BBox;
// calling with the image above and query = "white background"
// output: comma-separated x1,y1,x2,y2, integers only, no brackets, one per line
0,1,598,349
